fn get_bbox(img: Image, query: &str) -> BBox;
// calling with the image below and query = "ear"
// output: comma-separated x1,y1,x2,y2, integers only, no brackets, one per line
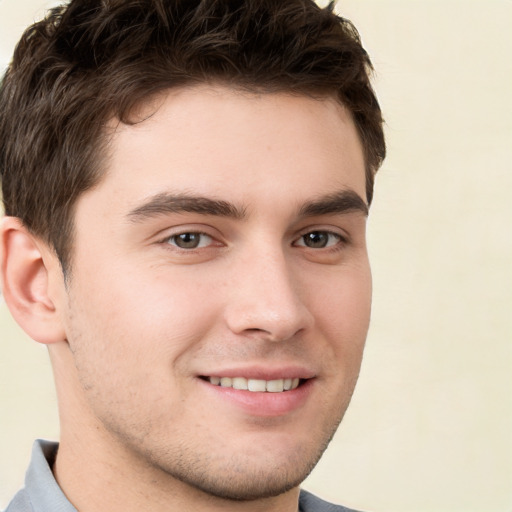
1,216,66,344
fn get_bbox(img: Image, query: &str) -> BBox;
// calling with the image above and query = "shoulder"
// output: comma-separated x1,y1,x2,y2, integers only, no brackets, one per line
299,489,366,512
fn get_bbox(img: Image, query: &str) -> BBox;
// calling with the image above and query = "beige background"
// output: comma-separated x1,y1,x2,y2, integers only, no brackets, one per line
1,1,511,511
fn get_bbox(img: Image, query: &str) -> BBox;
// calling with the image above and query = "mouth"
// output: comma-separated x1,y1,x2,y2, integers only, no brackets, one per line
201,376,305,393
198,372,315,416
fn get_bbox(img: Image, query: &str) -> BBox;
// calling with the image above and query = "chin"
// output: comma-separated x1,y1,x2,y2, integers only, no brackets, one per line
171,459,315,502
150,428,334,502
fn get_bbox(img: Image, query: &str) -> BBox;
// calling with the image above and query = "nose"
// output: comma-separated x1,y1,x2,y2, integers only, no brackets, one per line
224,248,314,342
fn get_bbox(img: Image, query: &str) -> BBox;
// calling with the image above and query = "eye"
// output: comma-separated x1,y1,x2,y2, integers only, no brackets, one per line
166,232,213,249
294,231,343,249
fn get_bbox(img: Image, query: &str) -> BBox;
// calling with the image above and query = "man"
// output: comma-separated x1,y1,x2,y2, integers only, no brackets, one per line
0,0,385,511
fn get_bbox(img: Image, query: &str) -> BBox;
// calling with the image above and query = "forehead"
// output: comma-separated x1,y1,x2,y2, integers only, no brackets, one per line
86,85,366,219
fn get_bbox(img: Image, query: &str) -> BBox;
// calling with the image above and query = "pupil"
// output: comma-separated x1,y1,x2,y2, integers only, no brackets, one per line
176,233,200,248
305,232,328,248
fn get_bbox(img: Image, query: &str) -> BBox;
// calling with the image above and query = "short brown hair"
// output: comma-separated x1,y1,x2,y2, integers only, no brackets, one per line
0,0,385,271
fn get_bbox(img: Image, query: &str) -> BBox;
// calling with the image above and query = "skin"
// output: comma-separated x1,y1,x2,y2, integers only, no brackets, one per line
1,85,371,512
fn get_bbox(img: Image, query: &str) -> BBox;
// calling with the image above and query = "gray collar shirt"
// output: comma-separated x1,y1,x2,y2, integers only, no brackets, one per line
5,440,76,512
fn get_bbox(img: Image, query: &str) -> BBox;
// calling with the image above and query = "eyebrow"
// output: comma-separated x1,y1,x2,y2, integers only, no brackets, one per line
126,189,368,223
299,190,368,217
126,192,247,222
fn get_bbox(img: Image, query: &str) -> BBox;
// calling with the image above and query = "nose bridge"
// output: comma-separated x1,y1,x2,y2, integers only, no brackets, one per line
225,242,313,341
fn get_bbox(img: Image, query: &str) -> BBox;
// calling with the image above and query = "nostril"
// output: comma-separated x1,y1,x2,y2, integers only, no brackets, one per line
241,327,300,343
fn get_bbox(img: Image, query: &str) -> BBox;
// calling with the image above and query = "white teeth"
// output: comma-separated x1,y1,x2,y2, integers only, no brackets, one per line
208,376,301,392
248,379,266,392
266,379,284,392
232,377,248,390
220,377,232,387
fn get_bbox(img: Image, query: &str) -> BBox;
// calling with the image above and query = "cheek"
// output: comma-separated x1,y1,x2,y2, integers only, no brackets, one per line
309,265,372,367
66,265,222,372
313,263,371,328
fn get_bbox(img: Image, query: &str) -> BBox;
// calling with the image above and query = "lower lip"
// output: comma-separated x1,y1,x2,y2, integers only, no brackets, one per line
199,378,314,417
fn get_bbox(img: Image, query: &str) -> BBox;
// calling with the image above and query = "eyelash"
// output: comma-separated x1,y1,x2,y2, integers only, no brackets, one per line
161,229,347,252
293,231,347,251
163,232,216,250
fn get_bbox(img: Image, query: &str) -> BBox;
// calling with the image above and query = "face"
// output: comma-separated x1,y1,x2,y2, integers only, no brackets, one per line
57,85,371,500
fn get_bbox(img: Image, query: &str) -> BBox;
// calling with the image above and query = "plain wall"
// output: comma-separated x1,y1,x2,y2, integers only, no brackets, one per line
1,1,511,510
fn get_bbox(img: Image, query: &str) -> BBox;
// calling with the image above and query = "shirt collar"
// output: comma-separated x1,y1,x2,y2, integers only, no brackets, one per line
25,440,77,512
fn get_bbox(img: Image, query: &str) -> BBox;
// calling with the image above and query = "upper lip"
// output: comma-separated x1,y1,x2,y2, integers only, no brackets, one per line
198,365,316,381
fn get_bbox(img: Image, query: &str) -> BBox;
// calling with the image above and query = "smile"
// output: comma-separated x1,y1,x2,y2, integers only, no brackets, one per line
206,376,302,392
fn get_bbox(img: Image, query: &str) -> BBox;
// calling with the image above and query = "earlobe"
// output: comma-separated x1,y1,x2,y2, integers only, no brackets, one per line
1,216,66,344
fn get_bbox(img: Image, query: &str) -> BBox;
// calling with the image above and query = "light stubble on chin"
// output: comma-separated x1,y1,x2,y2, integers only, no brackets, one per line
121,397,352,503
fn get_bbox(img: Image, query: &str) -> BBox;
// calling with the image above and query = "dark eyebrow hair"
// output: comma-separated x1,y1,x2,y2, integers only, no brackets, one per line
299,190,368,217
127,189,367,223
126,193,247,222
